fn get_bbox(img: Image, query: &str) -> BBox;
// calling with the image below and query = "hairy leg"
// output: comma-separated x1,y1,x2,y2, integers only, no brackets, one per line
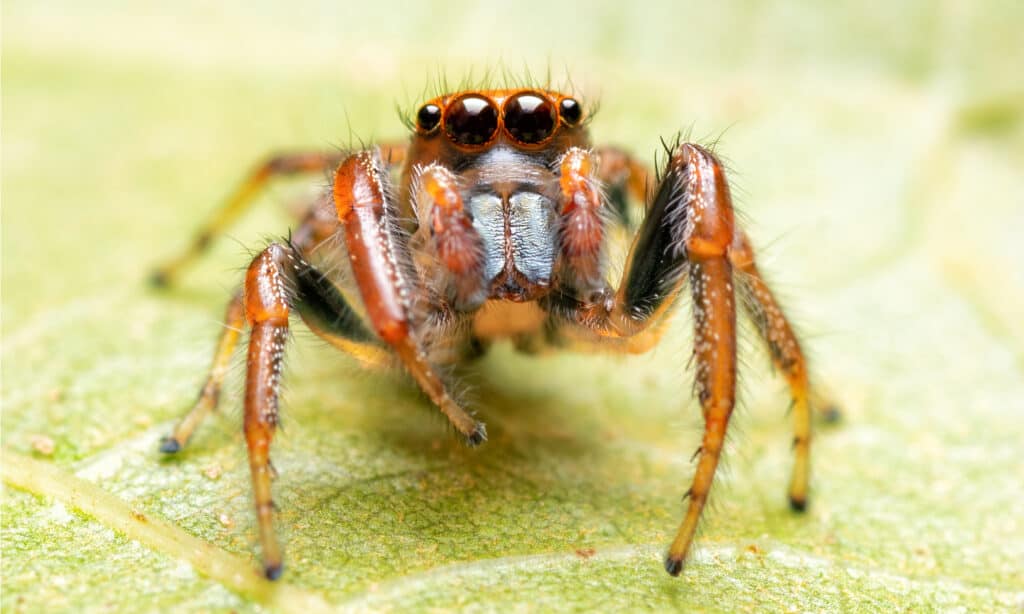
334,150,485,445
234,241,395,579
665,257,736,573
594,145,655,229
729,230,813,510
152,144,407,286
159,203,370,453
159,290,244,453
552,142,741,575
238,243,295,579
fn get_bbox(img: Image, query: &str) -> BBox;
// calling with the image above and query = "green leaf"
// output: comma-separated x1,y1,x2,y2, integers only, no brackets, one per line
4,2,1023,611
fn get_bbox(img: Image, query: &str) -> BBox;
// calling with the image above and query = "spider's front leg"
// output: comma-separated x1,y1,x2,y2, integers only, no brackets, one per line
563,143,740,574
635,144,739,575
333,151,486,445
593,142,828,511
196,236,406,579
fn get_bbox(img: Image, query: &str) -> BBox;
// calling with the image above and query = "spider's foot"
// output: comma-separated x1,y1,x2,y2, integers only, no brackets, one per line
264,562,283,581
820,403,843,424
788,494,808,512
664,553,685,576
158,436,182,454
149,269,172,288
466,422,487,447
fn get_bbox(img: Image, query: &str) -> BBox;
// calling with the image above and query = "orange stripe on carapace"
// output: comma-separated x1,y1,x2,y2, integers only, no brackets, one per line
333,153,409,344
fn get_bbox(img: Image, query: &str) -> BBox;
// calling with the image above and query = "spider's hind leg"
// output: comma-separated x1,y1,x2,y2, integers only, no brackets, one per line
151,151,344,287
151,144,407,286
159,200,377,454
159,289,245,453
729,230,835,511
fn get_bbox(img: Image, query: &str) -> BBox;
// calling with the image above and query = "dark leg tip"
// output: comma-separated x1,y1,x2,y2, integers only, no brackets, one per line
264,562,283,581
158,436,182,454
821,404,843,424
466,423,487,447
664,555,684,576
789,495,808,513
149,269,171,288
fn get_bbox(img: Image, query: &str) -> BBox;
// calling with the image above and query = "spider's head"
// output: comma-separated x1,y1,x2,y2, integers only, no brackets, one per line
404,89,593,303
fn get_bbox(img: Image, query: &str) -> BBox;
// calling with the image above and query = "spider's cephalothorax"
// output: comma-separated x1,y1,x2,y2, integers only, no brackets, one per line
153,87,831,580
401,90,598,309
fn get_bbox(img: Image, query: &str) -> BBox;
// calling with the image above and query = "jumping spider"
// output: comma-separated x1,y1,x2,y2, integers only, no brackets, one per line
154,87,832,580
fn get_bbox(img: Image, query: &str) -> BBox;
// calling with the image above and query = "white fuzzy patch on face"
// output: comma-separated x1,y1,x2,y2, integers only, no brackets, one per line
508,192,557,283
466,193,505,282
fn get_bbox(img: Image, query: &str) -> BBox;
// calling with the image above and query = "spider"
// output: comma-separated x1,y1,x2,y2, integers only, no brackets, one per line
153,86,832,580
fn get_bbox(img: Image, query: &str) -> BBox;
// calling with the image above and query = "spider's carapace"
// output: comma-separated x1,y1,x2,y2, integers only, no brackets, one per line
153,86,834,580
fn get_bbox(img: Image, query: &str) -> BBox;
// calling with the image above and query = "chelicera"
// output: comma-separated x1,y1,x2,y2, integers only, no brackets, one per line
153,87,833,580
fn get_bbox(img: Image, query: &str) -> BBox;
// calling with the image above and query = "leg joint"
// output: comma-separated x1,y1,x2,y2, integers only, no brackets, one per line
244,244,294,325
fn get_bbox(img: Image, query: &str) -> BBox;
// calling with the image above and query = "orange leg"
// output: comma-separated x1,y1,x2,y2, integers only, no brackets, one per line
729,230,813,510
573,142,827,540
660,145,738,575
552,143,742,574
239,243,295,579
152,144,407,286
334,150,485,445
594,145,655,228
159,290,244,453
178,236,403,579
236,239,392,579
665,256,736,574
159,206,348,454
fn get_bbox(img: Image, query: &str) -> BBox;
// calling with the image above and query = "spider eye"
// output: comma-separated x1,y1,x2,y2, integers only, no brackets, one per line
504,92,557,145
559,97,583,126
443,95,499,146
416,103,442,133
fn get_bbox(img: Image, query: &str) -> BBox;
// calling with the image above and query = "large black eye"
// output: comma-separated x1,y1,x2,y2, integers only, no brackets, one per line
559,97,582,126
504,92,556,144
416,103,441,133
443,95,499,146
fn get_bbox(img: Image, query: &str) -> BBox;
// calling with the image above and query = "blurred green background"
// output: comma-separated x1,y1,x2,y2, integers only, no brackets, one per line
3,1,1023,611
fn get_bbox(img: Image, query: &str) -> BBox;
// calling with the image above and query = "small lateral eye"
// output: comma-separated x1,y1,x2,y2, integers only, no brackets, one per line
559,97,583,126
443,95,499,146
416,104,442,133
504,92,557,145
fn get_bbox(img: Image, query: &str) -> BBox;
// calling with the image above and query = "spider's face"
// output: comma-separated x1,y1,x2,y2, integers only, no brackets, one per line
406,89,591,302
